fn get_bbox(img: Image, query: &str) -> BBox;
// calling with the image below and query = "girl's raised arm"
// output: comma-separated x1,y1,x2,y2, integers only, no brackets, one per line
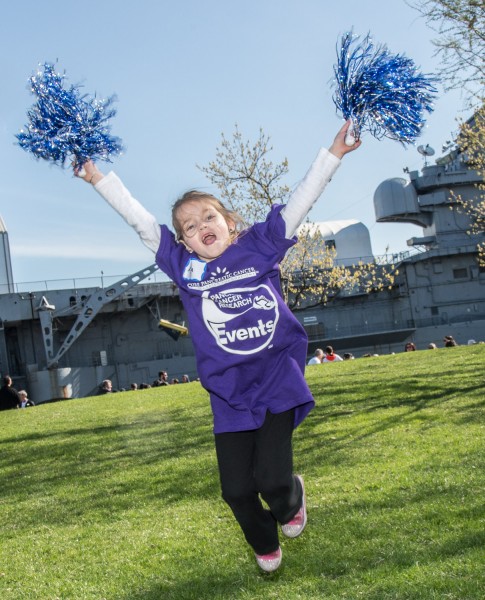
281,120,361,238
76,161,161,253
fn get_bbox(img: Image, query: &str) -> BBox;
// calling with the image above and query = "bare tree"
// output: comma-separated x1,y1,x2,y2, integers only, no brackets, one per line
198,125,290,225
281,224,397,309
408,1,484,261
406,0,485,103
456,102,485,264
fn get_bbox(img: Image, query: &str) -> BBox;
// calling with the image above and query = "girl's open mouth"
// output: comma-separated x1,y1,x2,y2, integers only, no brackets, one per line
203,233,216,245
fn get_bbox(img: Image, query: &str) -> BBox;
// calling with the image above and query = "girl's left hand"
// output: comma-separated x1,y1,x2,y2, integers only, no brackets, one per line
329,120,362,159
73,160,104,185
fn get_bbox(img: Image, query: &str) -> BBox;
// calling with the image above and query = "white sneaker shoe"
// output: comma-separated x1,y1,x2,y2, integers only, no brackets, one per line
255,547,282,572
281,475,307,538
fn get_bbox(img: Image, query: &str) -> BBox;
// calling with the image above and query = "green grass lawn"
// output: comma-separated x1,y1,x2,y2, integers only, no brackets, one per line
1,345,484,599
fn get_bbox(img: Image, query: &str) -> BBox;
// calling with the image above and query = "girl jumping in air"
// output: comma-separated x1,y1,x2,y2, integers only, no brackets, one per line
76,120,360,572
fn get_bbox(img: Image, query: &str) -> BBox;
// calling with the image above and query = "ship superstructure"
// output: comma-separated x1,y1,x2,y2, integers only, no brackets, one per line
300,140,484,354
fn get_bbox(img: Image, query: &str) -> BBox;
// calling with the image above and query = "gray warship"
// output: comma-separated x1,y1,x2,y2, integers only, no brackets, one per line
1,137,483,403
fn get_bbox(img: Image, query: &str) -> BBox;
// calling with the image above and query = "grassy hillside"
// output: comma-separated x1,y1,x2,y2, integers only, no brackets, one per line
1,346,484,599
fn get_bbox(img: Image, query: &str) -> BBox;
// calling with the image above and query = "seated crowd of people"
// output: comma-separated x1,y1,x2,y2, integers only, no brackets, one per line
97,371,192,394
308,334,481,365
1,334,480,408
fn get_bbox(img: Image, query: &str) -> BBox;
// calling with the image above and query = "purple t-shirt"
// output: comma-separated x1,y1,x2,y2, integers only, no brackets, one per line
156,205,314,433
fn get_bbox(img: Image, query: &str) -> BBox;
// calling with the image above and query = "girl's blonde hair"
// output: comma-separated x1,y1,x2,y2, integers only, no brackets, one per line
172,190,246,241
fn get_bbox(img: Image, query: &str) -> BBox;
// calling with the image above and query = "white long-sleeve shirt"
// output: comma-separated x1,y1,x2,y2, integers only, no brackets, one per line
94,147,340,251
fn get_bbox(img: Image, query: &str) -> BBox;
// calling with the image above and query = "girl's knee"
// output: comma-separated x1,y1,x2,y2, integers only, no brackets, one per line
221,484,254,509
256,473,294,499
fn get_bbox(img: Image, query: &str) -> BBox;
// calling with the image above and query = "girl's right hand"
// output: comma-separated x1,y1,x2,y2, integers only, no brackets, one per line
74,160,104,185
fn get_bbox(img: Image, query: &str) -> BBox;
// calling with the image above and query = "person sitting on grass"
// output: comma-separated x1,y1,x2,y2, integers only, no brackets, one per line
444,335,458,347
323,346,343,363
18,390,35,407
0,375,21,410
307,348,324,365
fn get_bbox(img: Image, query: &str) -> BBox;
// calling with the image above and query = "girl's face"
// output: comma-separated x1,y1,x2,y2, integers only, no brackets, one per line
176,198,235,261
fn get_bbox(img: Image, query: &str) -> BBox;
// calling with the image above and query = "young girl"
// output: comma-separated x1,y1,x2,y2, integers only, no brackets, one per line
77,120,360,572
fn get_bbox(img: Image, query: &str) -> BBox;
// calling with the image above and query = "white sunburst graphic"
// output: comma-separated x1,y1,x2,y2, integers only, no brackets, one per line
210,266,227,279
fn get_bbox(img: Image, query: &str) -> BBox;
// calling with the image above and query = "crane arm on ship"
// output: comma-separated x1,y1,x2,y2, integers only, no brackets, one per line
37,264,161,368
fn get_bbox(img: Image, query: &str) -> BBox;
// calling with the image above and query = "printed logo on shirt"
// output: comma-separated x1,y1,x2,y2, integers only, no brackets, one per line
187,266,258,290
202,285,279,354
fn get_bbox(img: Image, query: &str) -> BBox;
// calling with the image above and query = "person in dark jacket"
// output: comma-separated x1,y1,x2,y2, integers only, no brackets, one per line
0,375,21,410
98,379,115,394
444,335,458,347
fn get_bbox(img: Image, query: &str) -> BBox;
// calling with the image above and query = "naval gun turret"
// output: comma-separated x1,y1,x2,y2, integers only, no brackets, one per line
374,143,482,251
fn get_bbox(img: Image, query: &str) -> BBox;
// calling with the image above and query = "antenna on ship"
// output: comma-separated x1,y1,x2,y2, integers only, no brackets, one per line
417,144,435,167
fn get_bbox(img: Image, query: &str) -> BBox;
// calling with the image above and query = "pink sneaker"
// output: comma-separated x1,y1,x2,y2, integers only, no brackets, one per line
281,475,307,538
255,547,282,572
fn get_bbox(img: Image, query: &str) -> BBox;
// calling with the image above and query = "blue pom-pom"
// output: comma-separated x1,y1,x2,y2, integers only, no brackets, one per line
16,63,124,167
333,32,438,145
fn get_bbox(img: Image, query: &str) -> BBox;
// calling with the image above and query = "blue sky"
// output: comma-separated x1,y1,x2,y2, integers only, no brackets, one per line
0,0,472,287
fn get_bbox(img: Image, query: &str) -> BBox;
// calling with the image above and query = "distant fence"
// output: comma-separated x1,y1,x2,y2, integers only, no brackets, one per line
3,267,171,294
304,319,416,342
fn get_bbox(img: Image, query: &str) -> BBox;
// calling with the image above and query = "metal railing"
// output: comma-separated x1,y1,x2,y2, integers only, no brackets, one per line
3,267,171,294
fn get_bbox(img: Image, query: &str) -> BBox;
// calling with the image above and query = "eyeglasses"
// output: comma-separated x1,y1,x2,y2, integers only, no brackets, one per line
182,213,217,239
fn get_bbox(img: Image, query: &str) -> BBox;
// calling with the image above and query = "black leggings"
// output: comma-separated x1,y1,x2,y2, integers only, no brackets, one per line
214,409,303,555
